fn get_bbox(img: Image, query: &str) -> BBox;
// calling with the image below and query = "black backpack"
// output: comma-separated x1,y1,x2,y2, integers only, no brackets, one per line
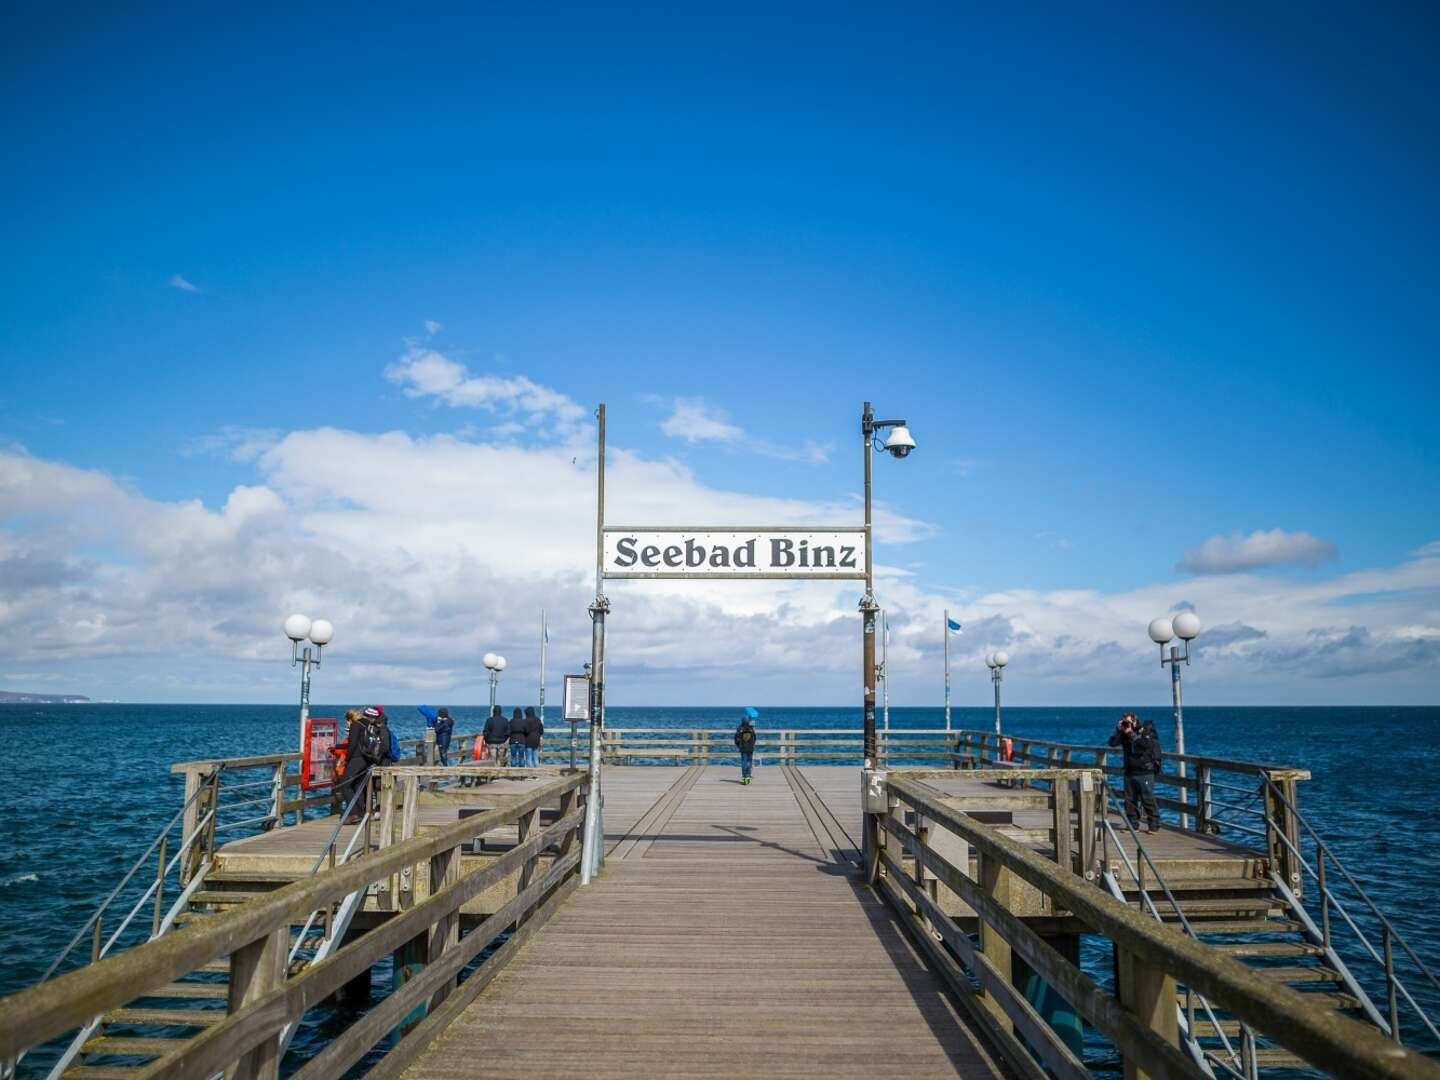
737,725,756,752
358,718,387,763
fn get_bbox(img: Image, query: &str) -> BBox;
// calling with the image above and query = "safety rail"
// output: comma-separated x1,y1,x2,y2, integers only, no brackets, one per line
0,770,589,1079
1259,776,1440,1050
575,726,959,766
866,769,1438,1080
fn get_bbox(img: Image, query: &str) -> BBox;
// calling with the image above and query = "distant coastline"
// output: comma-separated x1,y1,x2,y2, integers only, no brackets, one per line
0,691,90,704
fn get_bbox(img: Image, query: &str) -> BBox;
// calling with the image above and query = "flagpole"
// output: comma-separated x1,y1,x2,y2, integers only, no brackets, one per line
539,608,547,726
943,608,951,733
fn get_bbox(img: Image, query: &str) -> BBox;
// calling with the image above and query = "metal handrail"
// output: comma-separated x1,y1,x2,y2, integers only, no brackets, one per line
1099,792,1244,1077
1262,793,1440,1044
36,769,218,984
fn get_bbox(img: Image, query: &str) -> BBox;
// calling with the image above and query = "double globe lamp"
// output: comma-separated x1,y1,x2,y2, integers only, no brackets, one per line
284,613,334,752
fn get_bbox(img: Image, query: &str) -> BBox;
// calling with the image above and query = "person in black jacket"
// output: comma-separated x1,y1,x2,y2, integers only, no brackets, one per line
508,706,528,767
339,706,392,823
482,706,510,766
523,706,543,767
1108,711,1162,833
734,707,759,785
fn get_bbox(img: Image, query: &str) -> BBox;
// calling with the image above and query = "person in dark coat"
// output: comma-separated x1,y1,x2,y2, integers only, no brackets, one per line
1108,711,1162,833
433,707,454,766
482,705,510,766
523,706,543,767
339,706,392,823
508,706,528,767
734,707,759,785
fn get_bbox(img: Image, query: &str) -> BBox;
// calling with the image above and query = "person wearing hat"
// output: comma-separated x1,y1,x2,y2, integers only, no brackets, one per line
734,707,759,785
339,706,393,823
1108,711,1162,833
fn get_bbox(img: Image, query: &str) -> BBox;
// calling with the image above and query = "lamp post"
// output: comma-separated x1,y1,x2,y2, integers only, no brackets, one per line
985,650,1009,737
284,614,334,753
860,402,916,767
1148,611,1201,829
879,610,890,763
482,651,508,711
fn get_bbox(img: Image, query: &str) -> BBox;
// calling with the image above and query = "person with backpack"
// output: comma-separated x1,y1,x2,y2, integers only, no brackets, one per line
522,705,543,766
1108,711,1163,833
734,707,759,785
508,706,528,767
482,705,509,766
339,705,393,823
434,707,454,766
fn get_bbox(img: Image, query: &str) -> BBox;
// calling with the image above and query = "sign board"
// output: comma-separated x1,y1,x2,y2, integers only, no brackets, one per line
301,717,339,790
602,527,866,580
564,674,591,722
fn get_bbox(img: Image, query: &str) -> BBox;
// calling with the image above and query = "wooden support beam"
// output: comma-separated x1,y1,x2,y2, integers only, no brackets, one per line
1117,946,1179,1080
979,850,1014,1034
225,927,285,1080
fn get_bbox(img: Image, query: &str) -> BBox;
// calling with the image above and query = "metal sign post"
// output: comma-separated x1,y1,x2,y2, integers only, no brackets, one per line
581,405,608,885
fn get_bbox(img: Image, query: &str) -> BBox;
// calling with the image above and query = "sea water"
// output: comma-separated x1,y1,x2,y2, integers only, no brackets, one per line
2,703,1437,1072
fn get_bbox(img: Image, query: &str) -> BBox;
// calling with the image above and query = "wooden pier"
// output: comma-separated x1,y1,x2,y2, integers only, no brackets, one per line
2,729,1437,1080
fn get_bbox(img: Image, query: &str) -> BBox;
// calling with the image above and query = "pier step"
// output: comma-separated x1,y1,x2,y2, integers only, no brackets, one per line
1209,940,1323,958
79,1035,177,1057
62,1067,147,1079
144,982,229,1000
1180,918,1304,934
102,1006,225,1027
190,890,267,905
1251,964,1339,984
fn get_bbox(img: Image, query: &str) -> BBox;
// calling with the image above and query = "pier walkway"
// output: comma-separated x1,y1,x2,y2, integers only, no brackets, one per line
403,766,1003,1080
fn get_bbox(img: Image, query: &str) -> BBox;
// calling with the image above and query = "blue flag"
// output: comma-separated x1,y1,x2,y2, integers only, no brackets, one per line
946,618,963,634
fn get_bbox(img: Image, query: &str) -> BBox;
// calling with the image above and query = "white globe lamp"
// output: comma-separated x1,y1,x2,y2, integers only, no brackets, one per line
1148,617,1175,645
495,655,508,672
483,652,499,670
1172,611,1201,641
308,619,334,646
993,650,1009,668
284,613,312,642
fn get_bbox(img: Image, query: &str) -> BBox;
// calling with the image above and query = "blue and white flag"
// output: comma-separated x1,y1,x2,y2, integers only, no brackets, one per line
946,617,963,635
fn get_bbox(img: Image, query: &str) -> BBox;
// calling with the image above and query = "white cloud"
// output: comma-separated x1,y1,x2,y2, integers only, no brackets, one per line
1178,528,1338,575
423,320,443,337
1412,540,1440,560
168,274,200,293
384,346,588,435
657,397,831,464
182,425,282,463
660,399,744,444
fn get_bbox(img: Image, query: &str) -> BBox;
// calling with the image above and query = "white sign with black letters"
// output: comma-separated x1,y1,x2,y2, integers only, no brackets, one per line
602,527,867,580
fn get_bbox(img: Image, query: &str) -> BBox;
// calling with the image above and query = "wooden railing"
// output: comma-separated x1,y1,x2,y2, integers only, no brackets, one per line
866,768,1437,1080
0,771,588,1079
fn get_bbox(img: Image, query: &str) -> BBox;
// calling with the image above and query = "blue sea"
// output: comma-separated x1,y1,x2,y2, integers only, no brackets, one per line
1,703,1437,1073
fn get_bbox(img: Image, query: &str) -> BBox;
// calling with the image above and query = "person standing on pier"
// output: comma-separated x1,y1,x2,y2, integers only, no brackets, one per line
483,705,509,766
509,706,528,767
433,707,454,766
523,705,543,766
339,706,393,823
735,707,759,785
1108,711,1162,833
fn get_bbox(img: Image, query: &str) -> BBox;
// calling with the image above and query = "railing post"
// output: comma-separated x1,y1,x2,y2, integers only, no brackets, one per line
226,928,287,1080
1264,774,1304,899
1116,945,1179,1080
377,772,397,910
427,843,461,1009
1196,763,1212,834
151,834,168,938
1076,770,1097,880
180,767,204,883
399,775,420,908
1317,851,1331,950
271,760,288,828
1051,775,1074,873
516,804,542,922
977,850,1014,1034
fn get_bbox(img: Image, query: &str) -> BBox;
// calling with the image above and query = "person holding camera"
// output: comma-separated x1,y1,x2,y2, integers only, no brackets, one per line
1108,711,1162,833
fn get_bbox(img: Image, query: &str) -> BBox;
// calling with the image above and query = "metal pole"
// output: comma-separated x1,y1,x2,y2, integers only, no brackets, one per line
582,404,608,884
881,610,889,764
1171,644,1189,829
943,608,951,733
992,667,1002,736
488,669,497,711
539,608,547,727
861,402,878,767
298,647,312,755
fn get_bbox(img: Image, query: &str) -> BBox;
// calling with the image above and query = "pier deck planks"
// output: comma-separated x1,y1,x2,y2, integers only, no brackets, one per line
402,766,1003,1080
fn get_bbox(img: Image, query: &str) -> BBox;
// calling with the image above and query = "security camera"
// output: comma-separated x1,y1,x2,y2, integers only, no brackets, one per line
882,425,916,459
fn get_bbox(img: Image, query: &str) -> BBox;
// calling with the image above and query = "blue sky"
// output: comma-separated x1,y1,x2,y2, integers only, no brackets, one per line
1,8,1437,705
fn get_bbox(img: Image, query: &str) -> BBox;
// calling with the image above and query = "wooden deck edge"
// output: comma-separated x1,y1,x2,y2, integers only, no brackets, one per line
782,765,861,866
367,872,582,1080
607,764,707,862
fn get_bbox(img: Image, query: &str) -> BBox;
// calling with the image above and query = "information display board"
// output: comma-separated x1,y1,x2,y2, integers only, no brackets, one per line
301,716,339,789
563,674,591,722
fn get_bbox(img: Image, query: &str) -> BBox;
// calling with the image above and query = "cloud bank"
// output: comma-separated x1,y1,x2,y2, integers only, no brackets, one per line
1178,528,1338,575
1,424,1436,705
